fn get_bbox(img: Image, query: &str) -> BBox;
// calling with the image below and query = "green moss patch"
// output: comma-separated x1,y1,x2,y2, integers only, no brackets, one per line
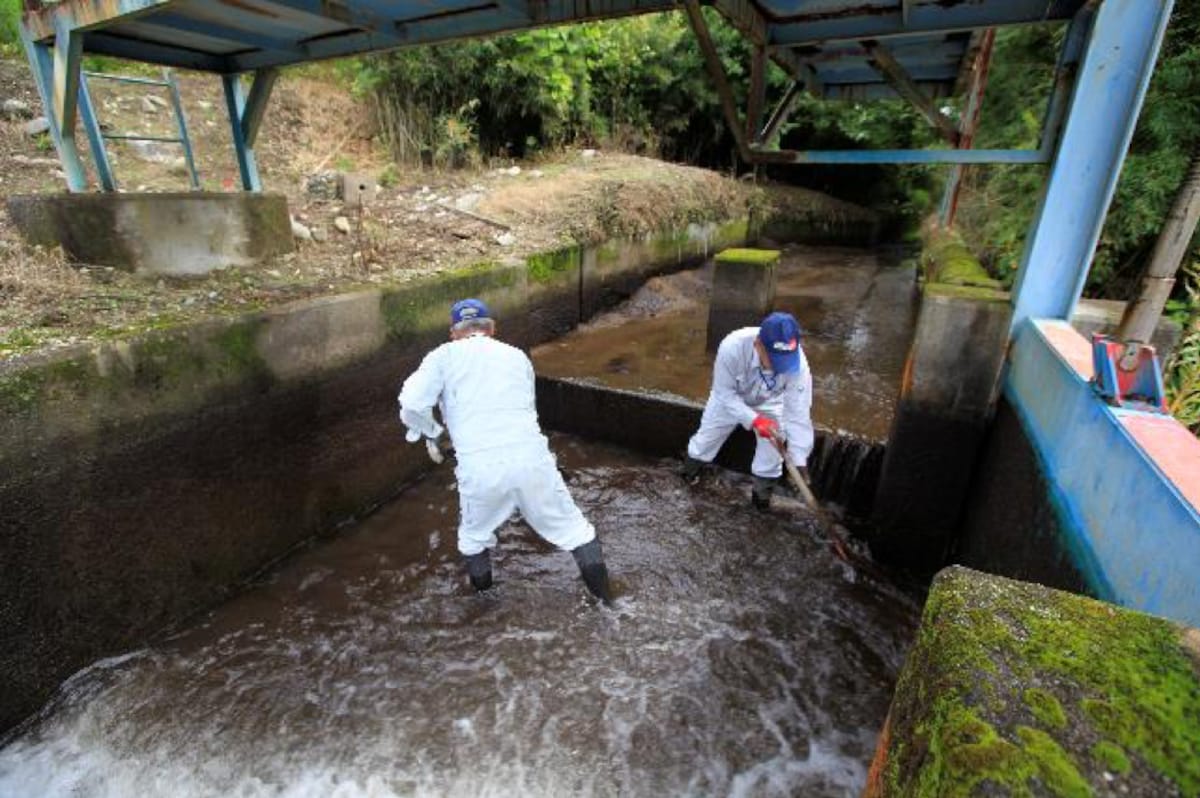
1091,741,1131,775
923,229,1002,289
715,248,780,267
1025,688,1068,730
880,566,1200,797
925,282,1010,304
526,246,582,283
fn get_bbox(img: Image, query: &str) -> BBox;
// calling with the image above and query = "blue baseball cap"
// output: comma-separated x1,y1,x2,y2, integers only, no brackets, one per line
450,298,491,327
758,312,802,374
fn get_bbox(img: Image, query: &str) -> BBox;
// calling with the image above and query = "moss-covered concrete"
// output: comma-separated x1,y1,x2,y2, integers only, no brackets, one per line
867,566,1200,797
923,228,1003,290
714,247,781,267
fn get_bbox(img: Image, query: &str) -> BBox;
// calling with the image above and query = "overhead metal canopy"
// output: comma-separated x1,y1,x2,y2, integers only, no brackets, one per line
22,0,1084,101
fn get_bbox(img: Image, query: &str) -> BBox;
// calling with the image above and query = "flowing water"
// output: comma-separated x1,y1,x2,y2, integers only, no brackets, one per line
532,244,919,441
0,435,918,798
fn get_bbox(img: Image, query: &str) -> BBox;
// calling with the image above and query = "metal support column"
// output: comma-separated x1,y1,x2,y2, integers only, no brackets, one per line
165,70,201,190
683,0,749,162
19,27,87,191
937,29,995,228
222,73,262,191
77,75,116,191
746,44,766,145
1010,0,1174,330
865,41,960,146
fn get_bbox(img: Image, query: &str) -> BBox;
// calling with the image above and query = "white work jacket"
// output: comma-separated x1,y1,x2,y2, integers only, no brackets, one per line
398,335,546,459
710,327,814,461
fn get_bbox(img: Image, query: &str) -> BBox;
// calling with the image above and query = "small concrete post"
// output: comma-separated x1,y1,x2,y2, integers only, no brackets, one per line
706,248,779,352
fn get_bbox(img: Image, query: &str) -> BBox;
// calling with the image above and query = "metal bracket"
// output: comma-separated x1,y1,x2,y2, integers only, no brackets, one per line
1091,335,1167,413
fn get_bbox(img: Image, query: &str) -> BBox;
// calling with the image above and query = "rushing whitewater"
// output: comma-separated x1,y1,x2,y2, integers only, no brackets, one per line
0,436,917,797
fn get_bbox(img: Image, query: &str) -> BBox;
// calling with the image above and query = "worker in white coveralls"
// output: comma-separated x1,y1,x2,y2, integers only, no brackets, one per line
681,311,814,510
398,298,613,604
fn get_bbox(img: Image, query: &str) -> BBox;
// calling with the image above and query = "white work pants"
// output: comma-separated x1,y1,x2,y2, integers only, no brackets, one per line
455,442,595,556
686,400,784,479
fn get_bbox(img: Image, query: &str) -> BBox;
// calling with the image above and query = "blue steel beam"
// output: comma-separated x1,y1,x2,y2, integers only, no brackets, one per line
241,68,278,146
822,82,948,101
51,16,83,145
752,148,1046,165
1036,1,1096,157
19,29,87,191
1010,0,1174,329
229,0,672,70
222,74,262,192
767,0,1080,47
166,69,201,190
131,13,307,56
83,32,229,71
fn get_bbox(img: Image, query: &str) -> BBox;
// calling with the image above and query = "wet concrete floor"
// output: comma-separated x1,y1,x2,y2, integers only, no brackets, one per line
532,245,919,441
0,434,918,797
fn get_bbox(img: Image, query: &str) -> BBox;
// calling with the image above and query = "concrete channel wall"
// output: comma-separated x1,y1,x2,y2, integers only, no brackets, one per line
536,377,885,519
0,208,877,734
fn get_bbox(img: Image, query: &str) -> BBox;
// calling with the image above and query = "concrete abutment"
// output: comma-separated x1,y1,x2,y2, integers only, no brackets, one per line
6,192,294,276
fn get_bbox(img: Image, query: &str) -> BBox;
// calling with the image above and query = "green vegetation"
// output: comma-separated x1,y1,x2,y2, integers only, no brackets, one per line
0,0,19,49
1091,741,1132,775
343,11,935,225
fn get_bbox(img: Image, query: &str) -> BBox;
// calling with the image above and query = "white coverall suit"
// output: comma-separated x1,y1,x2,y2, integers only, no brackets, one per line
686,327,815,478
398,334,596,557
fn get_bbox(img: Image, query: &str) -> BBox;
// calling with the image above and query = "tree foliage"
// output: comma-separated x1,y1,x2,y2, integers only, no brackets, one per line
957,1,1200,296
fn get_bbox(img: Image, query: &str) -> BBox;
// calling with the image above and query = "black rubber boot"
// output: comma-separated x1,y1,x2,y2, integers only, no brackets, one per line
680,455,706,484
571,539,613,605
751,476,775,511
464,549,493,592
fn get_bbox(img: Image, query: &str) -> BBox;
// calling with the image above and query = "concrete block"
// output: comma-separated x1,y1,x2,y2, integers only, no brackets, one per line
866,566,1200,797
872,284,1012,571
706,248,779,352
535,376,884,520
339,172,379,207
6,192,294,276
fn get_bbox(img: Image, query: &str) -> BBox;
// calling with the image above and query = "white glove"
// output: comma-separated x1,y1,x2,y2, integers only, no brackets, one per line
424,437,445,465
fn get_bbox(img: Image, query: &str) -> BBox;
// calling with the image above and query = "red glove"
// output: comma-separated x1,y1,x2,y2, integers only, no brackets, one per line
751,415,780,440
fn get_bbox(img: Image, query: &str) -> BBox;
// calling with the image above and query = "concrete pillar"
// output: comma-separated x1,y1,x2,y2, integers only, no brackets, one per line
872,284,1012,572
1010,0,1174,330
706,248,779,352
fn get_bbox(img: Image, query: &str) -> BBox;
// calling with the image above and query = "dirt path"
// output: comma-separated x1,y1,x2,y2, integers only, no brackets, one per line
0,58,867,361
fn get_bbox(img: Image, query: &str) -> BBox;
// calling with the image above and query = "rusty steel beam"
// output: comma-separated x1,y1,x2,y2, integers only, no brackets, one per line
683,0,749,162
758,79,801,146
864,40,960,145
746,43,766,144
939,28,995,227
22,0,173,42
